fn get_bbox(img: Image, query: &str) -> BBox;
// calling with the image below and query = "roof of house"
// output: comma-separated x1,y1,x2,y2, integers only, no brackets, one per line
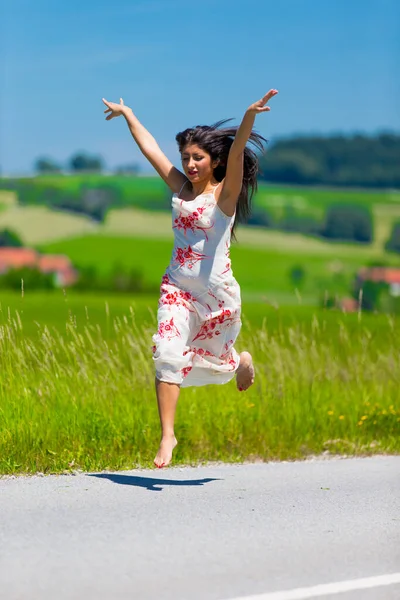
38,254,73,272
0,247,38,268
358,266,400,285
0,247,77,285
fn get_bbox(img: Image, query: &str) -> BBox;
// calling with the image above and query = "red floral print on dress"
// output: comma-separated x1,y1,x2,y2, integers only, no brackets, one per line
159,286,197,312
157,317,181,341
173,205,214,241
173,245,208,270
183,347,216,359
221,341,234,358
159,292,194,313
230,356,237,368
222,343,238,370
207,288,225,310
192,308,234,342
181,365,193,378
221,241,231,275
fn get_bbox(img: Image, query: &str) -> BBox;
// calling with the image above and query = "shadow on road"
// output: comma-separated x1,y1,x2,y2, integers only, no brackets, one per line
87,473,222,492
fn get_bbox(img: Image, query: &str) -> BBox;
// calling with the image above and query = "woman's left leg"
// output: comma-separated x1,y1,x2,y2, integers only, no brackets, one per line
236,351,255,391
198,283,254,391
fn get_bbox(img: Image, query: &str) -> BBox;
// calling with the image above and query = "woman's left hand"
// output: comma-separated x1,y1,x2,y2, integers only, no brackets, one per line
247,89,278,114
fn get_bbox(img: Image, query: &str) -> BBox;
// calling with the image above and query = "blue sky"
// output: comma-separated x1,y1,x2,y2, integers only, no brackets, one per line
1,0,399,175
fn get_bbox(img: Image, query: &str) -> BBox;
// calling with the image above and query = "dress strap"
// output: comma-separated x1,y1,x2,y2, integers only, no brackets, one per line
178,180,188,196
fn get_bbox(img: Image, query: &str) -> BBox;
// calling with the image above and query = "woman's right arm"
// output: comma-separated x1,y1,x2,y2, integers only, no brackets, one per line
102,98,187,193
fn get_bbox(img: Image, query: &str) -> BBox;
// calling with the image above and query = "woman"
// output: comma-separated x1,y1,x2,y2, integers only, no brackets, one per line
102,88,278,468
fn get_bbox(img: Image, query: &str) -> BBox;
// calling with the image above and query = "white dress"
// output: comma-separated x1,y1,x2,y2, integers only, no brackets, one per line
152,181,241,387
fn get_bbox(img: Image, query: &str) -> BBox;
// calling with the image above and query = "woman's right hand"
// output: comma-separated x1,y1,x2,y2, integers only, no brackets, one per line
102,97,130,120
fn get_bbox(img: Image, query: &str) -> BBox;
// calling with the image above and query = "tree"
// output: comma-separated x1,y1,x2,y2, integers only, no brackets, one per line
247,207,274,228
385,222,400,254
80,185,122,222
353,279,389,312
0,228,23,247
280,206,320,235
259,133,400,188
321,205,373,243
114,163,141,175
34,157,62,174
69,153,104,173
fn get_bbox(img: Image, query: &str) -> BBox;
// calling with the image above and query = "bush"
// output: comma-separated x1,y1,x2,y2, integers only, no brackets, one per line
289,264,306,289
109,262,146,293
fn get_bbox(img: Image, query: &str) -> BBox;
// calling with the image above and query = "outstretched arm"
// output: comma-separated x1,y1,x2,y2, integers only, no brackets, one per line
102,98,186,193
218,89,278,216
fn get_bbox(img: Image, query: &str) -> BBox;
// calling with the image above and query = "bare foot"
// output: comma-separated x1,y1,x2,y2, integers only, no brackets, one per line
236,351,255,391
154,435,178,468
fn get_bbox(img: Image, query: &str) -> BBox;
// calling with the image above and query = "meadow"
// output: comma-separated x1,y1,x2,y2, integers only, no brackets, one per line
1,293,399,475
0,179,399,474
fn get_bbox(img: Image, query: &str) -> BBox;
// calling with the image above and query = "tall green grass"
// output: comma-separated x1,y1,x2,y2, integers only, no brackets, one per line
1,304,399,474
1,291,396,340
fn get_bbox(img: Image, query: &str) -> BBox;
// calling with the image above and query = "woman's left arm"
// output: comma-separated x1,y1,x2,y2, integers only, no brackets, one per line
218,89,278,216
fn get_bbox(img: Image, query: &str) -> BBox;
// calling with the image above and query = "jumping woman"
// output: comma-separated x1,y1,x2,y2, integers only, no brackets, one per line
102,89,278,468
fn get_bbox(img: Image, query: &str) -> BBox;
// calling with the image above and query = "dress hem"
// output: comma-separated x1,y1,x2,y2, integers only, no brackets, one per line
180,371,237,388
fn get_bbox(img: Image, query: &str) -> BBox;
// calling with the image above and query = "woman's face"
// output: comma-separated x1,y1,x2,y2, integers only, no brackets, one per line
181,144,217,183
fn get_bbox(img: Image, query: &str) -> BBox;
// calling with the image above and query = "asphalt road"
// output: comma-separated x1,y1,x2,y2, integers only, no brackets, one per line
1,456,399,600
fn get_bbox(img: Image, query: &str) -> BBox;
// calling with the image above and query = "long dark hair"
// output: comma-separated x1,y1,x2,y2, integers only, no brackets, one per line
175,119,267,238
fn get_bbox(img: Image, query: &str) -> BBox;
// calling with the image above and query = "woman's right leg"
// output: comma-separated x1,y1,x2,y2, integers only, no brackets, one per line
154,379,180,468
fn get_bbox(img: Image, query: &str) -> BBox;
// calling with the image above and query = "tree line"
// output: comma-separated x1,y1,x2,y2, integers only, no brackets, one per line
22,132,400,188
34,154,140,175
258,133,400,188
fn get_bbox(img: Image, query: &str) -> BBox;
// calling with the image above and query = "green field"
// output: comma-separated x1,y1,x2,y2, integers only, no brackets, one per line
1,294,399,474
